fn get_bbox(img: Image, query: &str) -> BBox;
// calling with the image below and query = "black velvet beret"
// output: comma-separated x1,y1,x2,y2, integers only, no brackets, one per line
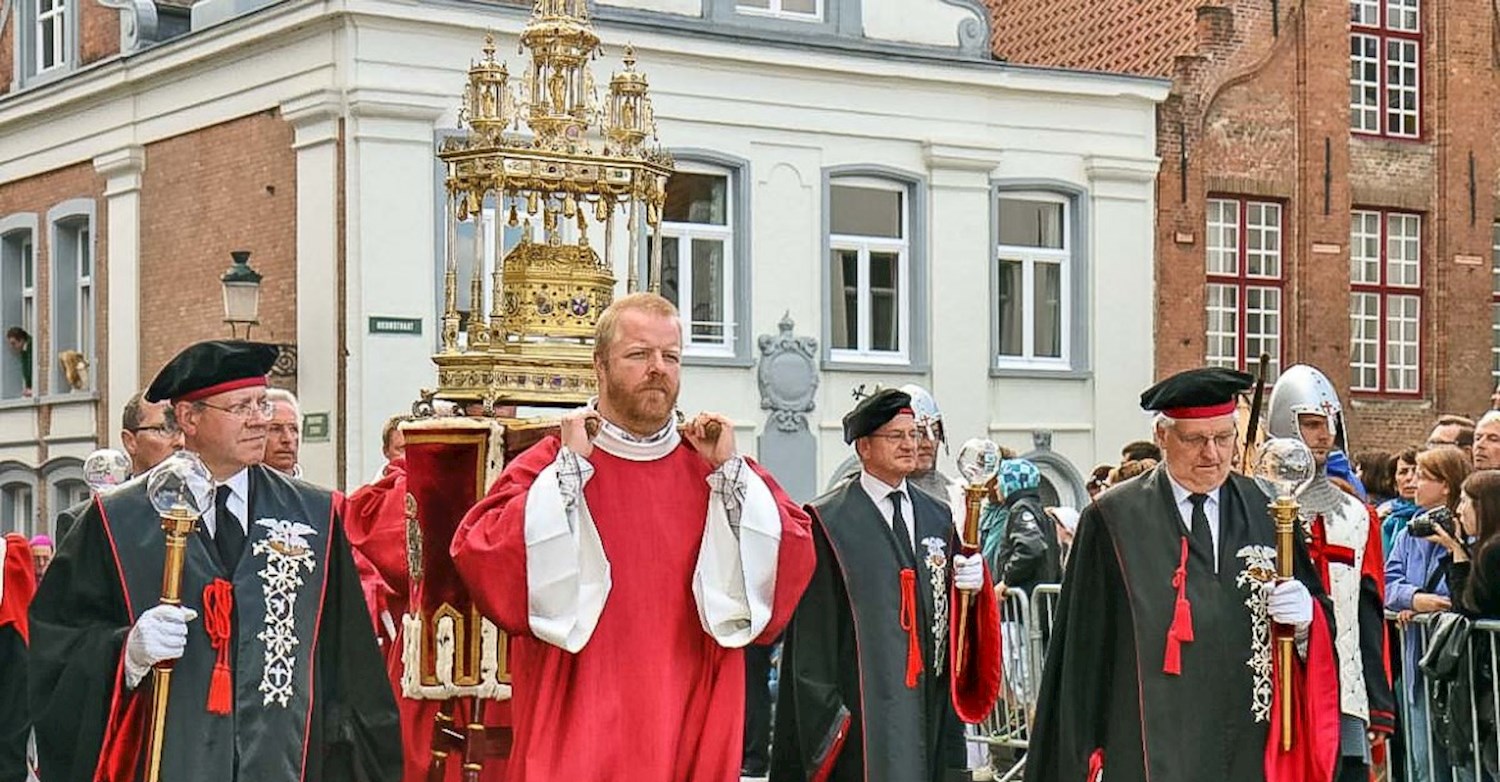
843,388,914,444
145,341,279,403
1139,367,1255,418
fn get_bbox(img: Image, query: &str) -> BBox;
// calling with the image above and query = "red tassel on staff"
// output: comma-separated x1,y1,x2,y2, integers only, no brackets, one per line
1163,537,1193,676
202,579,234,715
898,568,921,689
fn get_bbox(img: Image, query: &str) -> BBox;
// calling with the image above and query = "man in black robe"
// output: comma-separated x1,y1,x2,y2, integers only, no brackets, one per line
28,340,401,782
771,388,1001,782
1024,367,1341,782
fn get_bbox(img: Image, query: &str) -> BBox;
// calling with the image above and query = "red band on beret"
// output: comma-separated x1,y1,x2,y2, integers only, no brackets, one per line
1162,401,1237,420
178,376,267,403
898,407,914,416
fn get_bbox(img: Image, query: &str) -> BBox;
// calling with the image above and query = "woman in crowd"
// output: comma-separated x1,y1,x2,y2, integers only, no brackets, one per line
1381,446,1423,554
1356,449,1398,507
1428,469,1500,618
1386,446,1470,782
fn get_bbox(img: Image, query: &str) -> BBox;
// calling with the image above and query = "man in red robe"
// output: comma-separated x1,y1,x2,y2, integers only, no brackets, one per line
1,532,37,782
452,292,817,781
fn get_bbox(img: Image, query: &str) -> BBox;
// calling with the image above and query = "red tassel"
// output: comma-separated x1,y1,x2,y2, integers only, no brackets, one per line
1163,537,1193,676
1087,748,1105,782
202,579,234,715
899,568,921,689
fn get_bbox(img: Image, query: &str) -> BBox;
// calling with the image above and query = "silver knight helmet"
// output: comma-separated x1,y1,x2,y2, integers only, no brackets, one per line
1265,364,1348,453
900,384,946,447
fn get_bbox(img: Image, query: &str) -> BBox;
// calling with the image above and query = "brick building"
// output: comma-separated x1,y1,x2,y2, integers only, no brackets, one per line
991,0,1499,452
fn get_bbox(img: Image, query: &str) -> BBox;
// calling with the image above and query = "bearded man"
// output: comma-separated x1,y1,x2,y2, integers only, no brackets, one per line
452,292,816,780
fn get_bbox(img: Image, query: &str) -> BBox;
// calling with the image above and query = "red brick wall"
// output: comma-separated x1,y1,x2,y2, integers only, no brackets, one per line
0,163,108,446
81,2,122,67
138,111,298,384
999,0,1500,454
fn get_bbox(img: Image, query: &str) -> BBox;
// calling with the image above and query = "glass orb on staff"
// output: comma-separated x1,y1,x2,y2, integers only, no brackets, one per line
953,438,1001,677
141,452,213,782
1254,437,1315,751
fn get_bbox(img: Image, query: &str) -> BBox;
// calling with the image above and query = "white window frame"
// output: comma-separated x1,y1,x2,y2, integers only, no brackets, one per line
1350,0,1421,139
828,177,911,364
659,162,736,358
48,206,95,395
994,192,1071,369
735,0,823,22
1349,208,1422,394
76,225,92,377
1204,197,1284,378
34,0,69,74
0,481,35,537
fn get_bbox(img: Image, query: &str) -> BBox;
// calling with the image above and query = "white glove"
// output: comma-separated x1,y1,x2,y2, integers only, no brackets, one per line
953,554,984,592
1267,579,1313,628
124,604,198,689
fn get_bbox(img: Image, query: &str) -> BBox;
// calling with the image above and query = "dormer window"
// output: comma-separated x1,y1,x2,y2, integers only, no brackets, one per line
735,0,822,22
35,0,70,74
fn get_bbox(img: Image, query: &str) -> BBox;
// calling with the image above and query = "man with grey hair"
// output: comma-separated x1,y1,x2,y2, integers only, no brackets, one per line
263,387,303,478
1473,410,1500,470
120,391,183,477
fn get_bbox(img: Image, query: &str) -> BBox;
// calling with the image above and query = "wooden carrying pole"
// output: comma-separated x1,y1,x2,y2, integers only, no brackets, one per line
144,507,199,782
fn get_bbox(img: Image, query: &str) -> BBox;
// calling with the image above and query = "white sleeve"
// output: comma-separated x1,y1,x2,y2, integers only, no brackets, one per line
693,456,782,648
524,448,611,653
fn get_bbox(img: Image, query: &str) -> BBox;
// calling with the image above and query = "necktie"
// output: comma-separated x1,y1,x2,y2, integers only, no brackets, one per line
889,491,915,566
1188,493,1214,569
214,485,245,572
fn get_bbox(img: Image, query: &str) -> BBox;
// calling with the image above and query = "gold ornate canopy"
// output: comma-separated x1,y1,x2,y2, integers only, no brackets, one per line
433,0,674,406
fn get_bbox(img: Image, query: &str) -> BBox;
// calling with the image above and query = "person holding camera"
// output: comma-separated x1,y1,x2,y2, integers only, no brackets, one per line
1425,470,1500,619
1385,446,1471,781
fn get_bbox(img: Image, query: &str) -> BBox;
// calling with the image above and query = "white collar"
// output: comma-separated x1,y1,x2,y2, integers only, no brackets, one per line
1164,467,1219,506
218,467,250,499
588,400,680,462
859,470,910,505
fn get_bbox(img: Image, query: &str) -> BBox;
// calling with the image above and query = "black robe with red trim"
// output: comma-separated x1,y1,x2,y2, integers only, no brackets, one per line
0,533,35,782
769,479,1001,782
1023,468,1340,782
27,465,401,782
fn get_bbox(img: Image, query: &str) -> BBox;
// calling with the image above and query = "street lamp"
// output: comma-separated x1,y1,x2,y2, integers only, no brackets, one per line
220,250,262,339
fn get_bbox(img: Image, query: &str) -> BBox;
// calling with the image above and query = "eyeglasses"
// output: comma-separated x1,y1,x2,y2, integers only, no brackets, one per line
268,423,301,437
131,424,180,437
870,431,922,444
199,398,275,421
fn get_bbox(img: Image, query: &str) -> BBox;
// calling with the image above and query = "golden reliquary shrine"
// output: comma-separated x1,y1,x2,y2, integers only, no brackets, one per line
396,1,675,775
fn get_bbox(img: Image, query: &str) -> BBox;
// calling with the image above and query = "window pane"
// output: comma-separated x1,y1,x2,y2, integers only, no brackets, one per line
1349,292,1381,390
1351,0,1379,25
1205,283,1239,368
1034,261,1062,358
1492,305,1500,382
1492,222,1500,296
1349,34,1381,133
1245,286,1282,378
997,259,1022,357
78,228,90,277
830,185,902,238
659,236,681,310
21,240,32,289
663,173,728,226
736,0,770,8
1206,199,1239,275
1386,0,1419,31
1245,202,1281,278
1350,210,1381,284
1385,39,1419,137
1386,212,1420,287
1385,294,1420,391
780,0,817,12
869,251,900,352
689,239,725,343
998,199,1064,249
830,249,859,350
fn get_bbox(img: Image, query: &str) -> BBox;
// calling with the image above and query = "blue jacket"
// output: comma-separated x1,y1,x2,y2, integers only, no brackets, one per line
1385,525,1452,698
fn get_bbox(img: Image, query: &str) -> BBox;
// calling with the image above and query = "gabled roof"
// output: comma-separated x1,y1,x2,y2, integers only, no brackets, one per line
987,0,1200,78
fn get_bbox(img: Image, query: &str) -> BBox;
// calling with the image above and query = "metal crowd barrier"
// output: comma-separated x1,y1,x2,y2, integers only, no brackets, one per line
1386,611,1500,782
967,584,1063,782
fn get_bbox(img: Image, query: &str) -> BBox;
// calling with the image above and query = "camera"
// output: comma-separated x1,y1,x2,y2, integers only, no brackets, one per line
1409,506,1455,538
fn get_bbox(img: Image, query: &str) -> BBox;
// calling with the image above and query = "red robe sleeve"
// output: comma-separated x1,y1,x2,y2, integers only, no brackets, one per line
1263,606,1340,782
0,534,34,643
949,559,1002,723
744,458,816,646
343,459,412,597
450,438,562,638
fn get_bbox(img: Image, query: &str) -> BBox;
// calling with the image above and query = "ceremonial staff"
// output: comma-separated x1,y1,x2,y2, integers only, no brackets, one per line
1254,437,1314,751
141,453,213,782
1242,353,1271,473
953,438,1001,677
